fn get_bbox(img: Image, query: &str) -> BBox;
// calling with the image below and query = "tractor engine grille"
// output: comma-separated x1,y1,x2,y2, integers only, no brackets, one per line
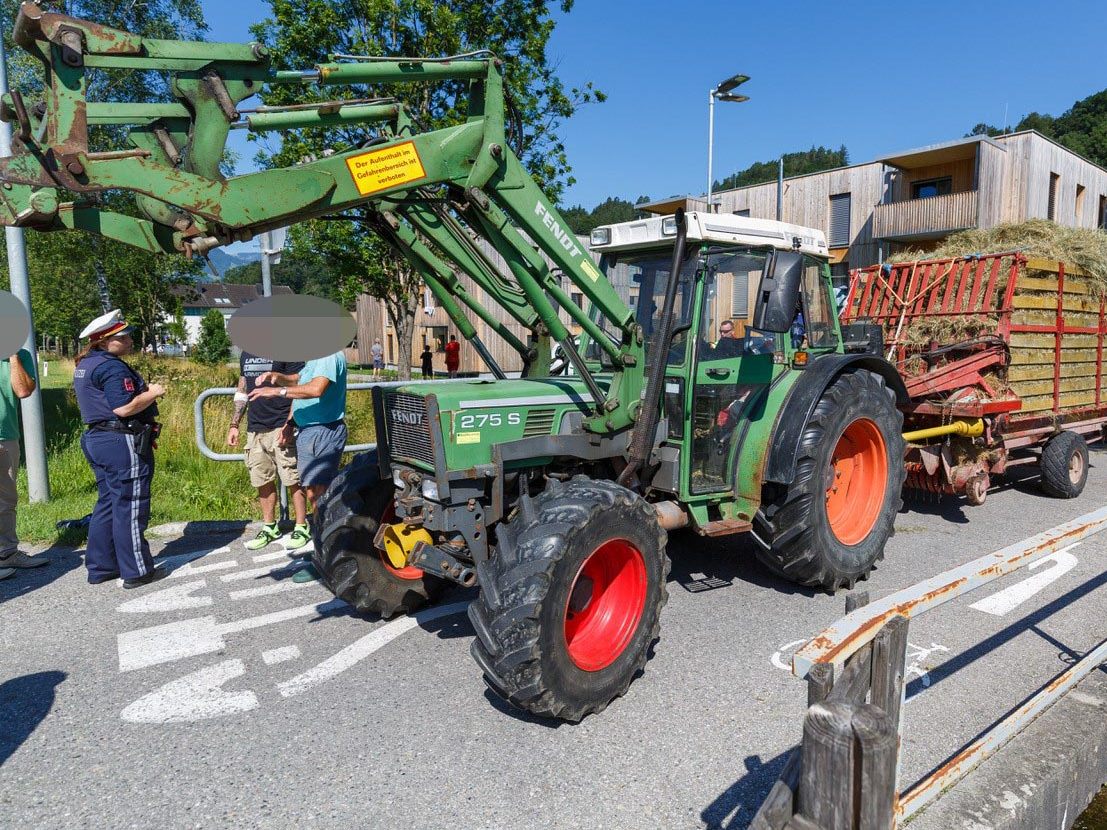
523,408,556,437
384,392,435,466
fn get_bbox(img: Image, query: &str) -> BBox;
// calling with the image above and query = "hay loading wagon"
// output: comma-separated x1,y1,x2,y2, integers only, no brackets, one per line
843,252,1106,504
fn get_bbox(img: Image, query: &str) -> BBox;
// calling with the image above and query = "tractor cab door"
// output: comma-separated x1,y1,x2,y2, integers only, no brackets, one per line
684,249,780,495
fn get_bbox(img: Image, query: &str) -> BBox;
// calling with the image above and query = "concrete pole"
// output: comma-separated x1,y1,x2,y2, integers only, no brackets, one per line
706,88,715,210
777,157,784,221
0,35,49,502
259,231,273,297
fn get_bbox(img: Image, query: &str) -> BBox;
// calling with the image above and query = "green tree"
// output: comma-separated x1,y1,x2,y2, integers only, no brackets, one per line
194,310,232,366
223,250,343,305
715,145,849,191
250,0,602,378
562,196,651,235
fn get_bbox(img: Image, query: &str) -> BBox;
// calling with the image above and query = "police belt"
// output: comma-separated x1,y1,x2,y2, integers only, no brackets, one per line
87,419,151,434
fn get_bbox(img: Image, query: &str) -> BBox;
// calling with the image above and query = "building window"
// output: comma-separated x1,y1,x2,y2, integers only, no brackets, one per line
731,270,749,318
1076,184,1086,224
430,325,448,352
1100,195,1107,230
387,335,395,363
1048,172,1060,221
570,291,583,309
910,177,952,200
828,193,851,247
734,209,751,218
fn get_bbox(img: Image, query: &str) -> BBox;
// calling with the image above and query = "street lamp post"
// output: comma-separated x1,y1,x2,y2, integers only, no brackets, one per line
707,73,750,211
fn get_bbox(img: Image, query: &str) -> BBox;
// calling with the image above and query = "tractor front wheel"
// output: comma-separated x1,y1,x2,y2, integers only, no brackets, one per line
312,452,446,618
469,477,669,722
752,370,906,590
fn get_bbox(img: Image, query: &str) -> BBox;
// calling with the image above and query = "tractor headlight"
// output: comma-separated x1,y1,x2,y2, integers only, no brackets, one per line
421,479,440,501
590,227,611,246
661,216,678,236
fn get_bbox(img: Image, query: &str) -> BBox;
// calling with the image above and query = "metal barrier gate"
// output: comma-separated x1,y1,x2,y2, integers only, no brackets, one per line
752,504,1107,830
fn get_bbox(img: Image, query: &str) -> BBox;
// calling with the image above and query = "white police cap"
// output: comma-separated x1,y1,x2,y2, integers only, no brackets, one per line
79,309,132,341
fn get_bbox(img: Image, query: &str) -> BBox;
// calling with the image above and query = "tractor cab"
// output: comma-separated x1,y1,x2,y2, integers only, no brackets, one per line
588,212,840,501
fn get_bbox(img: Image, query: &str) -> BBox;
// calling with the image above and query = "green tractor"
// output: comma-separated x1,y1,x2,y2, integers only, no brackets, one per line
0,3,906,721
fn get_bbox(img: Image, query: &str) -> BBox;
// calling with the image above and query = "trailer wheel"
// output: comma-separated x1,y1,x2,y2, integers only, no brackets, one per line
469,477,669,722
1039,431,1088,499
312,452,446,618
752,370,906,590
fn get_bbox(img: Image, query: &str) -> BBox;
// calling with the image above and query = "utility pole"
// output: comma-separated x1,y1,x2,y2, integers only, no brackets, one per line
0,33,49,502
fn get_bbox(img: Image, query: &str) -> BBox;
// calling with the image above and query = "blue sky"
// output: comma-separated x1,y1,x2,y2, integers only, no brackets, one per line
205,0,1107,210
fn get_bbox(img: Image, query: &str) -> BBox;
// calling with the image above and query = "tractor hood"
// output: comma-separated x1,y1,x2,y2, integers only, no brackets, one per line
381,377,605,472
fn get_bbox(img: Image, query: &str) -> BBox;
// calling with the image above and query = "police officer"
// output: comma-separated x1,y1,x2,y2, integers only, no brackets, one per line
73,310,167,588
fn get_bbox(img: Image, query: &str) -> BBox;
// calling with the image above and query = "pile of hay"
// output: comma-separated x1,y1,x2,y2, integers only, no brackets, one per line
889,218,1107,295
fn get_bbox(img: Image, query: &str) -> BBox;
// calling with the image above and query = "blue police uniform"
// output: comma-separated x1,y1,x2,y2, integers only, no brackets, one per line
73,349,159,582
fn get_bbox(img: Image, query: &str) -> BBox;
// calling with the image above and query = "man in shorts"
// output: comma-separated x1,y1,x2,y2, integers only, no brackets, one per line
228,352,309,551
370,338,384,380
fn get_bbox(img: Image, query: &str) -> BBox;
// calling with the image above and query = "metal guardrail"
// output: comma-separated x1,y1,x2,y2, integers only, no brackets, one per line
753,503,1107,829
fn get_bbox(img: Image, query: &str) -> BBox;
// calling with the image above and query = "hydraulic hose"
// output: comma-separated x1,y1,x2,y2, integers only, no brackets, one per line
618,209,688,488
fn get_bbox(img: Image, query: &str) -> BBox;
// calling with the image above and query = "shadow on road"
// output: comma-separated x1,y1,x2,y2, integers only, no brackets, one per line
0,670,66,767
666,531,820,598
701,749,794,829
0,544,82,601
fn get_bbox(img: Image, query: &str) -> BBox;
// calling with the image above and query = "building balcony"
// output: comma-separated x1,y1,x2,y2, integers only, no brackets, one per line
872,190,979,241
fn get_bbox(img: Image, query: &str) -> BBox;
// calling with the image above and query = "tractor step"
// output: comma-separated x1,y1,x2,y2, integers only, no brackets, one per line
698,518,753,537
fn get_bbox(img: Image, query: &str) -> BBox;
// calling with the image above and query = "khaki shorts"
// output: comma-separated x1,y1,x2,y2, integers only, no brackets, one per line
245,427,300,488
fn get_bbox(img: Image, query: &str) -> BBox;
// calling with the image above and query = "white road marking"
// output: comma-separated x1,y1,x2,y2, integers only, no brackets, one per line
170,559,239,579
904,642,950,693
220,563,295,582
117,598,344,672
117,580,212,614
278,601,470,698
770,639,809,673
120,659,258,723
158,546,231,567
969,545,1080,616
230,580,317,601
262,646,301,665
252,551,291,563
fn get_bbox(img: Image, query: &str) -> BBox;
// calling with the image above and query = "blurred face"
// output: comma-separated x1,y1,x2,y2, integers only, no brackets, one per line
102,333,133,356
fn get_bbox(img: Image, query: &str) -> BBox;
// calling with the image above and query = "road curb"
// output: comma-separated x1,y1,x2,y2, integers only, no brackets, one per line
147,520,258,539
910,665,1107,830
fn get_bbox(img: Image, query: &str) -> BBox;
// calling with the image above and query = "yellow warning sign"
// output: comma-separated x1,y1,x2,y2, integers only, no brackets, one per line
345,141,427,196
457,431,481,444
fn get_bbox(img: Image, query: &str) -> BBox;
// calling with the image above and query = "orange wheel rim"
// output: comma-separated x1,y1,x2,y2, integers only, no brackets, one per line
825,418,888,545
378,500,426,580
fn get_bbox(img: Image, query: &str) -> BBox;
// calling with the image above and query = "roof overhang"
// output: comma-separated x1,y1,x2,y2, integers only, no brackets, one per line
877,135,1004,170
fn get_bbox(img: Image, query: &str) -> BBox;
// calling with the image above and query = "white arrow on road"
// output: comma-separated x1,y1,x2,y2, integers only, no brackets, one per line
117,579,212,614
120,659,259,723
969,544,1080,617
117,598,345,672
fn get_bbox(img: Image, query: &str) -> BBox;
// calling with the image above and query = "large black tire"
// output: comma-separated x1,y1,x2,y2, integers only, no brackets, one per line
469,477,669,722
752,370,906,590
1039,431,1088,498
312,452,446,618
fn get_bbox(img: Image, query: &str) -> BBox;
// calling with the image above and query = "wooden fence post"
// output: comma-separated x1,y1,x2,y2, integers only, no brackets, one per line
800,700,856,830
852,704,897,830
807,661,834,707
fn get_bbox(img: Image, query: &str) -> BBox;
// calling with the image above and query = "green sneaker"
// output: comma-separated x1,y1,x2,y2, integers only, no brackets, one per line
245,523,283,551
284,523,312,552
290,564,320,584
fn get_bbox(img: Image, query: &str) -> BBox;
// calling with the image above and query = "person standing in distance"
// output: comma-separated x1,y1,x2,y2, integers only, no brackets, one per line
370,338,384,381
420,342,433,380
249,350,348,511
0,346,49,578
227,352,308,551
444,334,460,379
73,311,167,588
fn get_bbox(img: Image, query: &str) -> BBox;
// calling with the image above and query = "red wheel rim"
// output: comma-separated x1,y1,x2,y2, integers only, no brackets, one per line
825,418,888,546
378,500,425,580
563,539,648,672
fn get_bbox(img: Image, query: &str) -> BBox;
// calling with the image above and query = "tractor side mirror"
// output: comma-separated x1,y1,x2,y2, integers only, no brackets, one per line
753,250,804,333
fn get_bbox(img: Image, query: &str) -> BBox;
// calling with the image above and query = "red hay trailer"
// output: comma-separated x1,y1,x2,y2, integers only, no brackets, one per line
844,252,1107,504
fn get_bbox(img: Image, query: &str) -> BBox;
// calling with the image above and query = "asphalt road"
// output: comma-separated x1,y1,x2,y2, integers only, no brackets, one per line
3,453,1107,829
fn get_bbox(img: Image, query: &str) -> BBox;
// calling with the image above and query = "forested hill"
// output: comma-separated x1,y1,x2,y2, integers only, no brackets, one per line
968,89,1107,168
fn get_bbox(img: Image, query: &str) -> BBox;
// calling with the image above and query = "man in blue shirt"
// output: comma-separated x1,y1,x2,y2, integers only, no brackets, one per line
249,350,347,509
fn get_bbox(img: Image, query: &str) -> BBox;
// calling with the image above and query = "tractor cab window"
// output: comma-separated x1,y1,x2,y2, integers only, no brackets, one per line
799,257,837,349
600,250,698,365
697,249,771,359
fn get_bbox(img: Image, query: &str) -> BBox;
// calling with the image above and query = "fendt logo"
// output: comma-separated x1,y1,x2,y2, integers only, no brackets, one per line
534,202,582,259
391,409,424,427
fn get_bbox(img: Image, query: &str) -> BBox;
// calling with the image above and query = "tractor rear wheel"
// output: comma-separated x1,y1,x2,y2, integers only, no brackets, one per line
752,370,906,590
312,452,446,618
469,477,669,722
1039,431,1088,498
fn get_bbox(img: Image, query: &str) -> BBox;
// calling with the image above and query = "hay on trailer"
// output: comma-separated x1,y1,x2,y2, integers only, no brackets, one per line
889,218,1107,298
895,313,999,348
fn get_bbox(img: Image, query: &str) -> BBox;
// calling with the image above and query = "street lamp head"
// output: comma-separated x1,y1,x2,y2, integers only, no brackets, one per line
716,93,750,104
714,73,750,95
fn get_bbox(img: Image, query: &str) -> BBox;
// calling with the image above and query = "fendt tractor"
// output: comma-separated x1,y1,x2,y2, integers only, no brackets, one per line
0,3,907,720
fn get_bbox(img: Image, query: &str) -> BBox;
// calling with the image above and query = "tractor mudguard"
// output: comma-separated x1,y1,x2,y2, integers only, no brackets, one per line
762,354,907,485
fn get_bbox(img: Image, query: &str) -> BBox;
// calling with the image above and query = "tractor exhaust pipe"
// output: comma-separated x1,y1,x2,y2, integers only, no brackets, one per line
618,209,688,489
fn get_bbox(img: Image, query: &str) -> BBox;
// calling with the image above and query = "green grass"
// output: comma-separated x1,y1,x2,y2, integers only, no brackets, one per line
16,357,376,544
